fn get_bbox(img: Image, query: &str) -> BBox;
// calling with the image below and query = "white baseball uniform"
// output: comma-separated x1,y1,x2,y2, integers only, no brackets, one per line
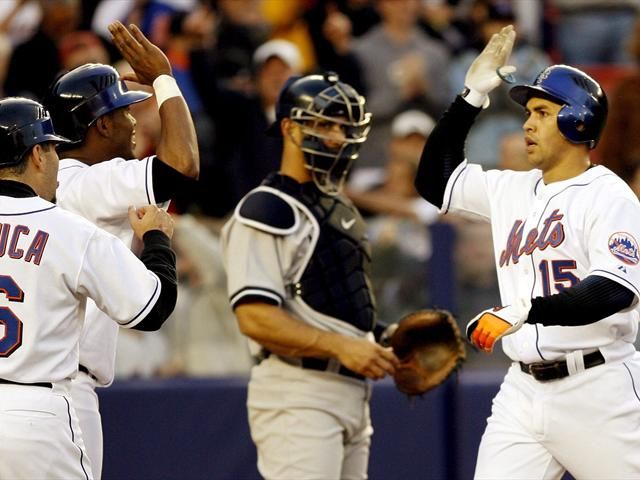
442,160,640,478
56,155,166,479
0,183,162,480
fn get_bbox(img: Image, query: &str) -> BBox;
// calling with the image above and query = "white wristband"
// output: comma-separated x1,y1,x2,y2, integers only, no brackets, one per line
153,74,182,109
461,86,490,109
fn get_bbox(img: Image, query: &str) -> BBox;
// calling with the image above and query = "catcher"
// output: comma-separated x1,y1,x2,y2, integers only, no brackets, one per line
383,309,466,396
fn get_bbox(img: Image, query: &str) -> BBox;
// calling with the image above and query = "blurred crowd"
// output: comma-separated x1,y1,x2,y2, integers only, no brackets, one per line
3,0,640,376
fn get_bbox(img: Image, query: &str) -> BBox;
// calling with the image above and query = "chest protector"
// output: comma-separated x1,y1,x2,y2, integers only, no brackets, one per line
265,174,376,332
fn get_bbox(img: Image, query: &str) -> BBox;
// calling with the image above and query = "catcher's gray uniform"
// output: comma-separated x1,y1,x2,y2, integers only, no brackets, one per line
222,173,377,480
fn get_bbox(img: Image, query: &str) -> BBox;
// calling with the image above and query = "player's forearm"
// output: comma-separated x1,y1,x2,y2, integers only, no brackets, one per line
414,95,481,208
133,230,178,331
526,275,635,327
156,96,200,179
235,302,347,359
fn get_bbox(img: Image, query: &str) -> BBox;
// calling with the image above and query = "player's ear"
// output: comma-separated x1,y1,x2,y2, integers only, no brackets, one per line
282,118,297,141
29,144,47,172
94,115,112,138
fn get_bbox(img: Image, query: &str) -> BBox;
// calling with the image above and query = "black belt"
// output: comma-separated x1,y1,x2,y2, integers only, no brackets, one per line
263,351,365,381
300,357,365,381
79,364,99,382
0,378,52,388
519,350,605,382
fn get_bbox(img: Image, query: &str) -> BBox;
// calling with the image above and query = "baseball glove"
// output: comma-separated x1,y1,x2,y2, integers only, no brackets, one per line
389,309,466,396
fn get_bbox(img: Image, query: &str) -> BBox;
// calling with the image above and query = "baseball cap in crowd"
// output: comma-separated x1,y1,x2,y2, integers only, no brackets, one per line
253,39,302,72
391,110,436,138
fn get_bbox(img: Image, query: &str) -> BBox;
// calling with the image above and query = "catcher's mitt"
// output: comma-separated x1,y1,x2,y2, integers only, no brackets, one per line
389,309,466,396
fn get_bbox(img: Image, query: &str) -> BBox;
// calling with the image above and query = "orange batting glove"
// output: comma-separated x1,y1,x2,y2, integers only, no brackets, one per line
466,299,531,353
467,312,512,352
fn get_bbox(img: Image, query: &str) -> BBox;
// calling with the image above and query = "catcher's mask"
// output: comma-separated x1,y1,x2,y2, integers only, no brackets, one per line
0,97,71,167
43,63,151,145
267,72,371,195
509,65,608,150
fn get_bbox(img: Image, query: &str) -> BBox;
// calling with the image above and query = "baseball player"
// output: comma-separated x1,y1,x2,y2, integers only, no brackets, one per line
415,25,640,479
0,97,177,480
221,72,399,480
42,21,199,479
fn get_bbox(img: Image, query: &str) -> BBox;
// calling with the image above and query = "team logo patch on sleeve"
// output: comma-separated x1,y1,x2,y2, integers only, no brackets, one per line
608,232,640,265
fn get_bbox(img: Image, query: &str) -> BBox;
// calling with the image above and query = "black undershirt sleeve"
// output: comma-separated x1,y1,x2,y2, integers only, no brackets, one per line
414,96,483,208
132,230,178,331
152,157,197,203
526,275,635,327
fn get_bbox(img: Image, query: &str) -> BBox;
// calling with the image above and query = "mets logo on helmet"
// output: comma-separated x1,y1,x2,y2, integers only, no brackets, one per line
608,232,640,266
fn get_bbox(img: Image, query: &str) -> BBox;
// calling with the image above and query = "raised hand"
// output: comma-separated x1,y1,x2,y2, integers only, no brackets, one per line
464,25,517,107
108,21,172,85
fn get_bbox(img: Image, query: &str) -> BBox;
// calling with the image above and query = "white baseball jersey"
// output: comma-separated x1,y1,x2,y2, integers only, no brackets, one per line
0,194,162,384
443,162,640,363
56,156,166,385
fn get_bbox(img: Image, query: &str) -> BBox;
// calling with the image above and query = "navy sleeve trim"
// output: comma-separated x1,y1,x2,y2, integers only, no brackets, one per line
145,156,152,204
230,286,283,309
590,268,640,298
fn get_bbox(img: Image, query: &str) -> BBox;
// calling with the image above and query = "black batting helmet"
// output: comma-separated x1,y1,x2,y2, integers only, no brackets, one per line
44,63,152,144
268,72,371,195
0,97,70,167
509,65,608,149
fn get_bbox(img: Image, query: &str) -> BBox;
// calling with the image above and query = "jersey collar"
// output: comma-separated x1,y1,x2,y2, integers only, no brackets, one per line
536,164,611,196
0,179,38,198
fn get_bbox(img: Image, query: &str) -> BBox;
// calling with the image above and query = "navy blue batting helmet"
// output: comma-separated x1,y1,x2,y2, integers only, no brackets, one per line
267,72,371,194
509,65,608,149
0,97,70,167
44,63,152,144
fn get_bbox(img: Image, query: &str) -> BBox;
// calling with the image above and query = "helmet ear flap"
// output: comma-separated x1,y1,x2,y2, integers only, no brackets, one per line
557,104,596,148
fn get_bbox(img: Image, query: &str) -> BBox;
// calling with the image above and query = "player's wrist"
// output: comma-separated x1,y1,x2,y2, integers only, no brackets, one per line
461,86,489,109
152,74,182,109
142,229,172,245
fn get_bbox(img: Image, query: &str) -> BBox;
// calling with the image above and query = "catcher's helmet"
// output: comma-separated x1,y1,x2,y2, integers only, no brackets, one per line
268,72,371,195
0,97,70,167
44,63,152,144
509,65,608,149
